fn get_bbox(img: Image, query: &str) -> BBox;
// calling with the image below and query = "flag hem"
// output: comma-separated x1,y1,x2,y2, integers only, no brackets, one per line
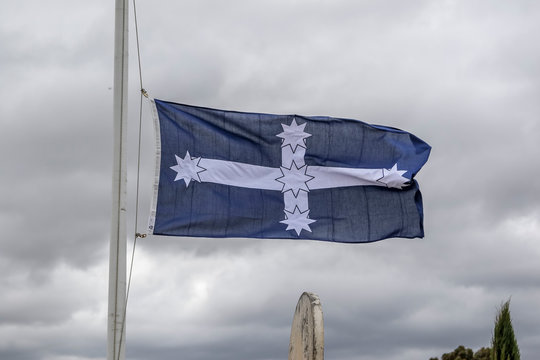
147,98,162,234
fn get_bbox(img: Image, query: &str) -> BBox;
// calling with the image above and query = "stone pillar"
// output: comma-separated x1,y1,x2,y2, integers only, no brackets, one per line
288,292,324,360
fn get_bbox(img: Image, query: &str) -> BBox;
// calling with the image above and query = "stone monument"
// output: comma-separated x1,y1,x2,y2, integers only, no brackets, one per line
288,292,324,360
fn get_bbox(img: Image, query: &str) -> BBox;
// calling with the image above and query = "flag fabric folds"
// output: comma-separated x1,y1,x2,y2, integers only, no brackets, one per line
148,99,431,243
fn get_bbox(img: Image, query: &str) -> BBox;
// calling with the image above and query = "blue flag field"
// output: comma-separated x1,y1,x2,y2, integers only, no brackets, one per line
148,99,431,243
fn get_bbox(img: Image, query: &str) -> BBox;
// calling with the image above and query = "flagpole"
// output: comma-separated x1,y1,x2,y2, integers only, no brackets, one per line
108,0,128,359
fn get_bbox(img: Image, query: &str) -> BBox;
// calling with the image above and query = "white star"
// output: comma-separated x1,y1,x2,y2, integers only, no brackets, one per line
280,208,316,236
170,151,205,187
377,163,408,189
276,119,312,152
276,161,314,196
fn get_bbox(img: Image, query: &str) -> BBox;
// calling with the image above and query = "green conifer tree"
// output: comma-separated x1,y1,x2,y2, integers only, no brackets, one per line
491,299,520,360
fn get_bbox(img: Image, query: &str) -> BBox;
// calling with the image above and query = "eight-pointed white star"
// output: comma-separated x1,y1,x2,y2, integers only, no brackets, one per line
377,164,408,189
170,151,205,187
276,161,314,196
276,119,312,152
280,207,316,236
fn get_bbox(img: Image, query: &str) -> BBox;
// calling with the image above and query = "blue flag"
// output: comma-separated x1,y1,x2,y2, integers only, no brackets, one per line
148,99,430,243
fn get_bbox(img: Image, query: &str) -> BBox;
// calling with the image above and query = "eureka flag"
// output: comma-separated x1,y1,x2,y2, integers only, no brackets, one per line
148,99,431,243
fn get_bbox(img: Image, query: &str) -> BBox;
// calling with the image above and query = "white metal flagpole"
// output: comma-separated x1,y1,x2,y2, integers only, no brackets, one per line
108,0,128,359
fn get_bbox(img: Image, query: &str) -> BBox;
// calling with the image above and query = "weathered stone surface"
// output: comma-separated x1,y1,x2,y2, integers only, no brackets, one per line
288,292,324,360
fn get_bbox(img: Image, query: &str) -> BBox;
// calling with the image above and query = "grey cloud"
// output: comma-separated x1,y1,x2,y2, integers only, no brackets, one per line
1,0,540,360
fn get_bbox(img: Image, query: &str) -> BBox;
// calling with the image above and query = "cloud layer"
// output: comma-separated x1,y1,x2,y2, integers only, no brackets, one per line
1,1,539,359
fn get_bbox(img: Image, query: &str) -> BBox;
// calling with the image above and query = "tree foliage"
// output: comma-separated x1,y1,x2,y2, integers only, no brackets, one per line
430,299,521,360
442,345,473,360
474,347,491,360
430,346,492,360
491,300,520,360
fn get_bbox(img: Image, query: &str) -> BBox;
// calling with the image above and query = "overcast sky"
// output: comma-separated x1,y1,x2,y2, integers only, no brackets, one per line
1,1,539,359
